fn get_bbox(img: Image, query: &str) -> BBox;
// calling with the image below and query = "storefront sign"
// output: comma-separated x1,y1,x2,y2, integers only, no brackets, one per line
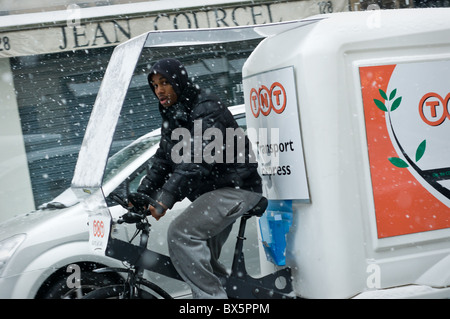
0,0,347,57
360,61,450,238
244,66,309,201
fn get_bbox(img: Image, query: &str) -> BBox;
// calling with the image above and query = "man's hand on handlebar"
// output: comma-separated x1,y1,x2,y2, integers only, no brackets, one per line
148,202,168,221
125,192,167,221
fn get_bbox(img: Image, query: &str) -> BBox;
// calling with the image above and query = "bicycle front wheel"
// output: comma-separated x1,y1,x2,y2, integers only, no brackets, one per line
82,284,157,299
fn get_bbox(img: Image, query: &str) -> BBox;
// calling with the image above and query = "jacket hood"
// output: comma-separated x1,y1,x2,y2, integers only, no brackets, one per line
148,58,201,120
148,58,189,98
148,58,201,113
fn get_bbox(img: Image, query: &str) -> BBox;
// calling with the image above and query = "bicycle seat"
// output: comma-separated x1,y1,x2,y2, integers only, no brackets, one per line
244,196,268,217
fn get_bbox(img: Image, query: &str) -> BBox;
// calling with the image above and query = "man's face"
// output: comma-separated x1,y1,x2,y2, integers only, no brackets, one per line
150,73,178,108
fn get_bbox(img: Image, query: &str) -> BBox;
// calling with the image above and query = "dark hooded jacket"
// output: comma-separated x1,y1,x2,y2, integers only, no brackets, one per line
137,58,261,209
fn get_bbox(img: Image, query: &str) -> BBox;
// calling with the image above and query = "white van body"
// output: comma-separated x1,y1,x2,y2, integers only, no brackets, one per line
243,9,450,298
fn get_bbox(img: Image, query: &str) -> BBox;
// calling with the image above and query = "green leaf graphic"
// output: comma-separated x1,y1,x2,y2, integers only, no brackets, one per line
390,96,402,111
388,157,409,168
379,89,388,100
389,89,397,100
415,139,426,162
374,99,388,112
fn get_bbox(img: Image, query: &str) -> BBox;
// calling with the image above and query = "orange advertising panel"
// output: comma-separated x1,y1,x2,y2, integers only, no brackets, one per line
360,64,450,238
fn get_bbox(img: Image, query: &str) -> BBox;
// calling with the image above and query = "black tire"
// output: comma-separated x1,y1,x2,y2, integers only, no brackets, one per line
38,270,122,299
82,284,157,299
140,278,173,299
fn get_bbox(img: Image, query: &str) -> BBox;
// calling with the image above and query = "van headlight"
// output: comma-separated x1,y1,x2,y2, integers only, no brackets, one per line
0,234,26,277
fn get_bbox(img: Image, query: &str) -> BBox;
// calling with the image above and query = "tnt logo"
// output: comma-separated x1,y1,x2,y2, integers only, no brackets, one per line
249,82,287,118
419,92,450,126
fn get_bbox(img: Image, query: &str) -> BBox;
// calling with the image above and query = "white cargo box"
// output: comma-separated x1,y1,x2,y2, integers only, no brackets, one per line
243,9,450,298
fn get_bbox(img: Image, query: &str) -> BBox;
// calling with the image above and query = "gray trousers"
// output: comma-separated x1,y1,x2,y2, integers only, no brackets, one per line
167,187,262,299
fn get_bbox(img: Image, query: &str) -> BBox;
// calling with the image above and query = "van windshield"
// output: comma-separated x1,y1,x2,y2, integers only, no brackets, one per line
102,135,160,184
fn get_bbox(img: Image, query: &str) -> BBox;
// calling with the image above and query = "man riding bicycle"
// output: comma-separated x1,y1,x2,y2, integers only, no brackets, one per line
137,58,263,299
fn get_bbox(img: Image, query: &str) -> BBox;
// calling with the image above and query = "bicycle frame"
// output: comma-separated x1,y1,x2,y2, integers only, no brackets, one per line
224,214,294,298
94,219,174,299
101,212,295,299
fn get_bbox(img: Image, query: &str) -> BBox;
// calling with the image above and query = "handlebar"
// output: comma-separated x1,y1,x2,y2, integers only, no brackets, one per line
109,192,165,224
